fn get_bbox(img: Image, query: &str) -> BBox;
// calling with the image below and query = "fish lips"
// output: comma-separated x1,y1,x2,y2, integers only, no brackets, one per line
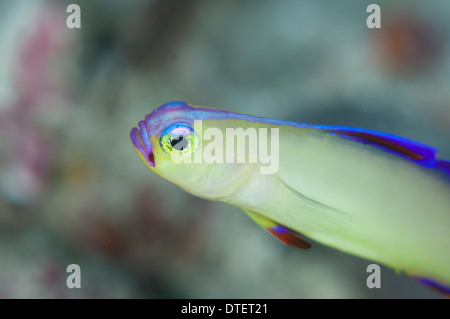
130,121,155,167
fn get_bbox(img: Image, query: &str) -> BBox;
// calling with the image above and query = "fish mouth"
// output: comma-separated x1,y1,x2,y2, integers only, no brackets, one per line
130,121,155,167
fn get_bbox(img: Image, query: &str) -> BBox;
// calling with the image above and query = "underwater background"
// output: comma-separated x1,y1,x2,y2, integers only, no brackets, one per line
0,0,449,298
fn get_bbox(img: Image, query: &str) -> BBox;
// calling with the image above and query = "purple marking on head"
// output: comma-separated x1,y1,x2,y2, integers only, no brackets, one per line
139,120,152,157
130,128,145,155
159,101,188,109
130,126,155,167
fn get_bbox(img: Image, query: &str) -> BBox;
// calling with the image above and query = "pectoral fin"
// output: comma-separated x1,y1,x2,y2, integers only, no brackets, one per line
243,209,311,249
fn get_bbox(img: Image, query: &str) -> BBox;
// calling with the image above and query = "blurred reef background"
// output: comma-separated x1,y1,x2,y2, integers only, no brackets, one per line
0,0,449,298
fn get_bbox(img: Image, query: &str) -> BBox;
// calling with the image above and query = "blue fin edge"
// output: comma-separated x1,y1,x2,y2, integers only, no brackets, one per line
414,276,450,296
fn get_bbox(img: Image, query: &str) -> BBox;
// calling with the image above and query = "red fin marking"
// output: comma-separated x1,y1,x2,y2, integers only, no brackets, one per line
333,130,425,160
267,227,311,249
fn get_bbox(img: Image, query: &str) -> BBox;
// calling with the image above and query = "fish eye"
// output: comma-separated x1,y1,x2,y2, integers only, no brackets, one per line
160,123,198,156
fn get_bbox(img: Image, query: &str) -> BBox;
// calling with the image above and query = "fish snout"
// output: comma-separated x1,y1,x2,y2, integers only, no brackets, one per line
130,122,155,167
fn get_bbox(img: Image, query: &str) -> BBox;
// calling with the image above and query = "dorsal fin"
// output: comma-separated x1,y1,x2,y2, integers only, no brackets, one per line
319,126,440,169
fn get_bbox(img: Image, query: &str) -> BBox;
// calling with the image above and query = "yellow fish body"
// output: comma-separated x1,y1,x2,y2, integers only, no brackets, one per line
130,101,450,295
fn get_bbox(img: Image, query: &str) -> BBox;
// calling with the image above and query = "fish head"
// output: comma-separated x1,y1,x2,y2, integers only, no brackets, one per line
130,101,254,199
